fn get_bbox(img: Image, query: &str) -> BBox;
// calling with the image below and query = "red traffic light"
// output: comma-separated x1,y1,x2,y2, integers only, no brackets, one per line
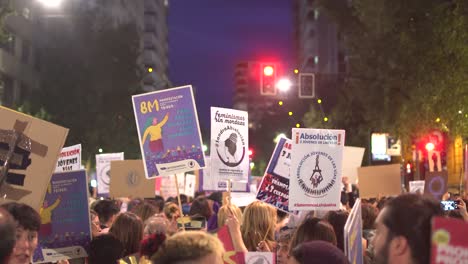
263,65,274,76
248,148,254,158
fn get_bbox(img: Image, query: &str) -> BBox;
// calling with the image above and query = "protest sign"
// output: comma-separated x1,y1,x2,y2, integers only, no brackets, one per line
96,152,124,196
430,217,468,264
342,146,365,184
55,144,81,172
256,137,292,212
185,173,196,197
244,252,274,264
159,173,185,198
424,171,448,201
109,160,155,198
409,180,425,193
216,225,246,264
358,164,401,198
290,128,345,211
33,170,90,263
209,107,249,192
132,85,205,178
0,106,69,211
344,198,363,264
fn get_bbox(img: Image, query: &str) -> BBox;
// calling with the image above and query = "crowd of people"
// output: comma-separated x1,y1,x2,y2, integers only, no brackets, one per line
1,182,467,264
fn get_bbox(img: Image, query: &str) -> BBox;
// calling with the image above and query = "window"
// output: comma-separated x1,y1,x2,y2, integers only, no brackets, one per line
21,40,31,64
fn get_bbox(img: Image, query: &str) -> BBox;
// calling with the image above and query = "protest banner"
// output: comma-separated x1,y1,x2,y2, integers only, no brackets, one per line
430,216,468,264
33,170,90,263
409,180,425,193
344,198,363,264
55,144,81,172
96,152,124,196
132,85,205,178
244,252,274,264
342,146,365,184
358,164,401,198
0,106,69,211
209,107,249,192
256,137,293,212
290,128,345,211
424,171,448,201
109,160,155,198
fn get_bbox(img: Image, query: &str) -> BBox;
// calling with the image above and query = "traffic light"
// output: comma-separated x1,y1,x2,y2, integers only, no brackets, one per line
299,73,315,98
248,148,254,159
260,63,277,96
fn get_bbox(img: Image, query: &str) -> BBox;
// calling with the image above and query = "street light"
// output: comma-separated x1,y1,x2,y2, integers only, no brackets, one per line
37,0,63,8
276,78,292,92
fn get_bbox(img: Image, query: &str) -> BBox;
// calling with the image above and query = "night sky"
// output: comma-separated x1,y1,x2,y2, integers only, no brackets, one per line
168,0,294,129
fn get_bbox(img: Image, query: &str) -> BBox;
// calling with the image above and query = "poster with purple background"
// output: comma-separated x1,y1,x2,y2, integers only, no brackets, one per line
132,85,206,178
33,170,91,263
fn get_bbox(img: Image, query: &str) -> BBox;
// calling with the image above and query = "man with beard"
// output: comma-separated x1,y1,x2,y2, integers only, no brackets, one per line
372,194,443,264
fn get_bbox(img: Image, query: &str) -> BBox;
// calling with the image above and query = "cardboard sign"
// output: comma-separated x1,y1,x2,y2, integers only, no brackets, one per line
256,137,292,212
96,152,124,196
431,217,468,263
33,170,91,263
344,198,363,264
290,128,345,211
342,146,365,184
132,85,206,178
209,107,249,192
109,160,155,198
358,164,401,198
409,180,425,193
0,106,69,211
424,171,448,201
55,144,81,172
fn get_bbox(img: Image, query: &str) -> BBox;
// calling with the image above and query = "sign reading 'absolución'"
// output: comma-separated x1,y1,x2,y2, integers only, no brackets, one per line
290,128,345,211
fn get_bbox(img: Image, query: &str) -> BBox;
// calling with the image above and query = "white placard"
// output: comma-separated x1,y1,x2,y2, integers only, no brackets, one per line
290,128,345,211
55,144,82,172
160,173,185,198
96,152,124,195
409,180,425,193
342,146,365,184
209,107,249,192
185,174,196,197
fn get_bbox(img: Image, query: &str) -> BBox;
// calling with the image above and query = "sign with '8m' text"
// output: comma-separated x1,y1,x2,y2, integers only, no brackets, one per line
290,128,345,211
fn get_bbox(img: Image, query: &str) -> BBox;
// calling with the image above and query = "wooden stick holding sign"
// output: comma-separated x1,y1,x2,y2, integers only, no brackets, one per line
227,179,232,206
174,174,185,231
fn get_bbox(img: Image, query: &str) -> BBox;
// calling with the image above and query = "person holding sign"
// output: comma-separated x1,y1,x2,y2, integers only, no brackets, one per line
1,202,41,264
372,194,444,264
141,113,169,154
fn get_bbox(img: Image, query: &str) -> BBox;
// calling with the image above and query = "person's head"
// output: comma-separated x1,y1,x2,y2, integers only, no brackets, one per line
143,215,172,236
207,192,223,206
1,202,41,264
139,233,166,259
372,194,444,264
88,234,124,264
154,195,165,213
89,210,102,238
362,203,377,230
0,208,15,264
93,199,120,228
324,210,349,251
194,191,206,199
179,194,188,205
289,240,349,264
152,117,158,125
132,201,157,223
164,203,180,221
241,201,277,251
289,217,337,255
109,212,143,257
217,204,243,228
151,231,224,264
189,196,213,220
276,229,294,264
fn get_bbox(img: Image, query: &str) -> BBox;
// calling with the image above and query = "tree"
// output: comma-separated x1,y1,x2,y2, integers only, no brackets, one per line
315,0,468,150
26,5,145,163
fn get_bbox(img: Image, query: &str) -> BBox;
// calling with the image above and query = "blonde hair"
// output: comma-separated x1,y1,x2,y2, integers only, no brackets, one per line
241,201,277,251
151,231,225,263
217,204,243,228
